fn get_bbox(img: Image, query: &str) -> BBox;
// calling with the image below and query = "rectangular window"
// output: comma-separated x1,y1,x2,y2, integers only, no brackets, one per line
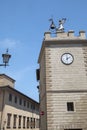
14,96,17,103
19,98,22,105
36,69,40,81
30,118,35,129
24,100,26,107
13,115,17,128
18,116,21,128
27,117,29,128
23,116,26,128
30,118,32,129
27,102,29,108
7,113,11,128
9,94,12,102
31,104,35,110
36,119,39,128
33,118,35,128
67,102,74,111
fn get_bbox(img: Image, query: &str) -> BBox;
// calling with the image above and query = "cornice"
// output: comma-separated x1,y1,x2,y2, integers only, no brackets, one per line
38,39,87,63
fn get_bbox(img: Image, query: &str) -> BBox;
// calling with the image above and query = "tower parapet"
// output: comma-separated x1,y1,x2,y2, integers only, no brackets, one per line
44,30,86,40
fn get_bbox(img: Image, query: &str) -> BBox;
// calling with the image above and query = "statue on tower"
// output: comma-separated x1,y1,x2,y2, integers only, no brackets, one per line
49,18,66,33
58,18,66,32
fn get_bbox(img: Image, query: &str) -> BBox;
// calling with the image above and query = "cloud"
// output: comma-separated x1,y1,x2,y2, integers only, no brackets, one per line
0,38,20,49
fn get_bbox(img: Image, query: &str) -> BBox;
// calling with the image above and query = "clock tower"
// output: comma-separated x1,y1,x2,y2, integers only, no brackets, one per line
37,21,87,130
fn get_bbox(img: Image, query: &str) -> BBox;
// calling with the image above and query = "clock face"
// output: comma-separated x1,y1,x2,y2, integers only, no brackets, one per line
61,53,74,65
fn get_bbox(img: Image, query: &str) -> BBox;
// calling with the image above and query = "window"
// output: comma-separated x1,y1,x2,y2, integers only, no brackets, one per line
7,113,11,128
67,102,74,111
27,117,29,128
14,96,17,103
13,115,17,128
23,116,26,128
36,69,40,81
9,94,12,102
18,116,21,128
33,118,35,128
24,100,26,107
27,102,29,108
31,104,35,110
19,98,22,105
30,118,35,129
36,119,39,128
30,118,32,129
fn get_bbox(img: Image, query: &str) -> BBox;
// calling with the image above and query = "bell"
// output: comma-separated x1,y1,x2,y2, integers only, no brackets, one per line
50,21,56,29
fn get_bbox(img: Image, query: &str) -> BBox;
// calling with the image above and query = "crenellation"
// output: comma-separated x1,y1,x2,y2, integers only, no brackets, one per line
56,31,68,38
68,30,74,37
79,30,86,38
44,30,86,40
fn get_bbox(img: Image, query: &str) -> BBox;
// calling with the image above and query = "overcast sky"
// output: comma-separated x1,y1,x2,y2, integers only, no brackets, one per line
0,0,87,102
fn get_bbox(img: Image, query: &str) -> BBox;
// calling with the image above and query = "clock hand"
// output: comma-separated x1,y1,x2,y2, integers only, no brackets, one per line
66,56,70,60
66,55,69,60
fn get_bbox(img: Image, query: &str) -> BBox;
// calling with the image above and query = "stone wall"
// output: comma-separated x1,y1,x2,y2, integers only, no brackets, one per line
38,30,87,130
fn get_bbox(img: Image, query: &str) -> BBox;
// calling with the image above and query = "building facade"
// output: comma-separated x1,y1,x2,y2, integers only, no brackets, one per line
0,74,39,130
38,30,87,130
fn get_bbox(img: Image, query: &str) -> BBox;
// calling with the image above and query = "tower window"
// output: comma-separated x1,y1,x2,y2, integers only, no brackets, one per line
36,69,40,81
67,102,74,111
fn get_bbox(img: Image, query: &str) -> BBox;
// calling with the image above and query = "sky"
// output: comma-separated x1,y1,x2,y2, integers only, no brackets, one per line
0,0,87,102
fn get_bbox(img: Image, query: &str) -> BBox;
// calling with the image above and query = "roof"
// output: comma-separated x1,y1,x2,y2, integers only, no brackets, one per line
0,74,15,83
0,85,39,104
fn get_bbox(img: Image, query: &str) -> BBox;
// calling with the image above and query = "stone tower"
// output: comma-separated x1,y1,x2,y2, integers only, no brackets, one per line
38,30,87,130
